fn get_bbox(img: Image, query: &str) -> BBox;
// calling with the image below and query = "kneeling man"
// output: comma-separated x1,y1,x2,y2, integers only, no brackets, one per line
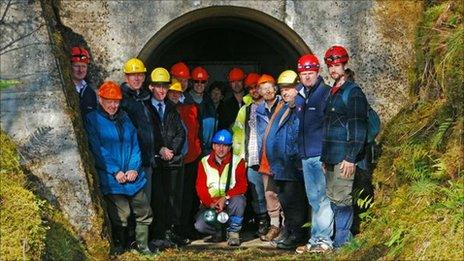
194,130,247,246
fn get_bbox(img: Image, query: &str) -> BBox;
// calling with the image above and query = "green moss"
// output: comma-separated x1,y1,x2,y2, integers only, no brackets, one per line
0,131,46,259
0,131,89,260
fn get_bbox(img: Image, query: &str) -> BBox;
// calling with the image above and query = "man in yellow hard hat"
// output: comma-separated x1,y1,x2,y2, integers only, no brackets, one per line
145,68,187,248
120,58,154,199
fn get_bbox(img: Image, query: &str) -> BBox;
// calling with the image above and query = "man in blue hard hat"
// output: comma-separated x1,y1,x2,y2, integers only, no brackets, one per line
194,129,247,246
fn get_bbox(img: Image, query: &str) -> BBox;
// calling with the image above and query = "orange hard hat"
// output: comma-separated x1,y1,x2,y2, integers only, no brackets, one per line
257,74,275,85
170,62,190,79
71,46,90,64
228,67,245,82
192,66,209,81
98,81,122,100
244,72,260,88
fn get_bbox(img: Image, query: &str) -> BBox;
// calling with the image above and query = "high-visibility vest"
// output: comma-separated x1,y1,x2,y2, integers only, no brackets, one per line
201,155,241,198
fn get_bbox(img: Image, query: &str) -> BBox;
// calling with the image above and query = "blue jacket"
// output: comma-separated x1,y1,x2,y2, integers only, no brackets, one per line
295,77,331,158
85,108,146,196
257,100,302,181
321,80,368,165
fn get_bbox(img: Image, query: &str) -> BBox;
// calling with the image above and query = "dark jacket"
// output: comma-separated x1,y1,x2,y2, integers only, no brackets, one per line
295,77,331,159
257,101,301,181
120,83,155,167
321,80,368,165
79,82,97,116
217,95,243,131
145,98,186,167
85,108,146,196
184,92,217,154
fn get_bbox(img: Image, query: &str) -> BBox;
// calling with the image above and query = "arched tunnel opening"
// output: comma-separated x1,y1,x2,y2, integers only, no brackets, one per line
139,6,311,87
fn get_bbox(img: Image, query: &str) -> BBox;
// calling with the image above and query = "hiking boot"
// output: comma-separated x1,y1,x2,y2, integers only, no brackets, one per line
166,228,190,246
296,244,311,254
270,226,288,247
309,241,333,253
257,216,270,236
260,225,280,242
227,231,240,246
276,234,306,250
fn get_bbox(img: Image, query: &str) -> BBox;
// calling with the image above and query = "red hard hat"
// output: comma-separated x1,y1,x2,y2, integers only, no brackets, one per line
228,67,245,82
191,66,209,81
170,62,190,79
297,54,320,72
71,46,90,64
98,81,122,100
244,72,260,88
324,45,349,65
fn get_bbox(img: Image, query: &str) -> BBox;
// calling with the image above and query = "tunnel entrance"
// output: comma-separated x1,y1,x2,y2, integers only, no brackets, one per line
138,6,311,83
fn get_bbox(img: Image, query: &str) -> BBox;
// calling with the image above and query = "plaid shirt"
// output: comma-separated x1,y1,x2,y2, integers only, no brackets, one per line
321,80,368,164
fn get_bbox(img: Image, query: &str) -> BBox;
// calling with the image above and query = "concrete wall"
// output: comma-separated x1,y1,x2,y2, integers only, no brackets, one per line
58,0,421,120
0,0,421,248
0,0,107,255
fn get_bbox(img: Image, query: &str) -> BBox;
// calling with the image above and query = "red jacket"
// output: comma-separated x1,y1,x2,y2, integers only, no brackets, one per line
196,152,247,207
177,104,202,164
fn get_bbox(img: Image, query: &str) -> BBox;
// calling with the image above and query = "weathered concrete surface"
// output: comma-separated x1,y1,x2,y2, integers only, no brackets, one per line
0,0,108,256
58,0,421,121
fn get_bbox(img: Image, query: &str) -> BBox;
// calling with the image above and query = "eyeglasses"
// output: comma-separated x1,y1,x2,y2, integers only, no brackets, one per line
194,80,207,84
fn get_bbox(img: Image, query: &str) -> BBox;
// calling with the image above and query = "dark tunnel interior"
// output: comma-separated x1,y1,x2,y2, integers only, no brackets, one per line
143,16,305,88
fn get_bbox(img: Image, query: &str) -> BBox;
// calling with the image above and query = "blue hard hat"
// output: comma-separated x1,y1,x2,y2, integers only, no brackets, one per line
211,129,233,145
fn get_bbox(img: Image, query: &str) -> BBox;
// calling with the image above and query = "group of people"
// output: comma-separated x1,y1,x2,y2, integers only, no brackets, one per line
70,44,372,255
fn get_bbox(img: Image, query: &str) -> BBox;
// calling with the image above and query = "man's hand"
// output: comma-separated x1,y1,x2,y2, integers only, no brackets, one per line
115,171,126,184
159,147,174,161
340,160,355,178
214,197,227,212
125,170,138,182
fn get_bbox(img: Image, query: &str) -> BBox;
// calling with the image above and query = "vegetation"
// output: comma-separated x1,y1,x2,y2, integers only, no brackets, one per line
0,131,88,260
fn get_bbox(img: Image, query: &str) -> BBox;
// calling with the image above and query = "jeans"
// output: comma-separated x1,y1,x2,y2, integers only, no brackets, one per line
302,156,333,246
247,166,267,216
331,203,353,248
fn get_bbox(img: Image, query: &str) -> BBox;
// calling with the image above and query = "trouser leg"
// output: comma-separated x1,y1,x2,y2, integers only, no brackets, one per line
105,194,131,227
262,174,282,227
275,180,307,239
247,166,267,216
226,195,246,233
326,162,355,247
151,167,166,238
302,157,333,245
168,165,184,229
180,160,199,236
130,189,153,226
142,166,153,204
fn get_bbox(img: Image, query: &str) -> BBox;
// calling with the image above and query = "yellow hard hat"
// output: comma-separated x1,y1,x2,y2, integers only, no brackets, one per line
277,70,298,87
123,58,147,74
150,67,170,83
169,79,183,92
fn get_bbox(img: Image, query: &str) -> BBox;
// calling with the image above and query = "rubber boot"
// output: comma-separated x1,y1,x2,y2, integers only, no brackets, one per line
111,225,127,255
135,224,155,255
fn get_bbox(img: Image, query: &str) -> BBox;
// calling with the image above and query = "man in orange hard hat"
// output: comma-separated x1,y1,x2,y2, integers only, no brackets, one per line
70,46,97,116
85,81,154,255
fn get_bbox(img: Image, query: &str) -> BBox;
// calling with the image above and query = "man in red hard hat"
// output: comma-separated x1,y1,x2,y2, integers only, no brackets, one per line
320,45,368,249
184,66,217,155
170,62,191,103
293,53,334,254
217,67,246,130
70,46,97,116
